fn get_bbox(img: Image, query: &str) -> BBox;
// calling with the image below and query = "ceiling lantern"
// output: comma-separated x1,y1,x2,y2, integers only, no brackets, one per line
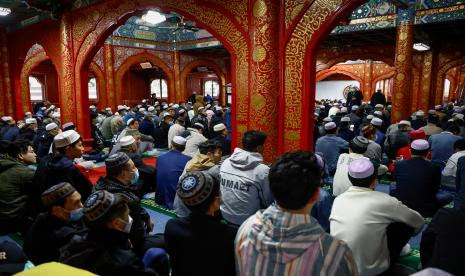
142,10,166,25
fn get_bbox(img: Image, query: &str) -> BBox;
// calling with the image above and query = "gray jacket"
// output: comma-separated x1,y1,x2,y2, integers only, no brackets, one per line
219,148,273,225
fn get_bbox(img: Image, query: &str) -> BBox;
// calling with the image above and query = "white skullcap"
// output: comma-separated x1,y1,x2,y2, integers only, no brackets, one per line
139,108,146,112
374,111,383,116
213,123,226,132
117,105,126,111
371,118,383,126
322,117,332,123
375,104,384,108
214,106,222,111
119,135,135,147
341,117,351,122
341,107,347,113
173,136,187,146
25,118,37,124
127,118,136,125
319,105,325,109
46,122,58,131
148,106,155,112
50,105,56,109
206,110,214,115
399,120,411,126
163,105,168,109
366,115,374,120
52,112,60,118
62,122,75,129
25,112,32,116
105,107,112,111
455,114,464,121
411,139,429,151
351,105,359,111
348,158,374,179
54,130,80,148
142,99,147,103
89,105,96,109
416,110,425,116
324,122,337,130
178,109,186,114
333,103,340,106
173,104,179,109
155,101,160,106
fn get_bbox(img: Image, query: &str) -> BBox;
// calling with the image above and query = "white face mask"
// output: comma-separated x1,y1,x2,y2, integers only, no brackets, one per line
118,215,133,233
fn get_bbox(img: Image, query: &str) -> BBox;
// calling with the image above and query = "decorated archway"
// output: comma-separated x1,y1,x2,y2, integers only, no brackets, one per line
280,0,367,153
180,59,227,106
88,62,106,109
316,69,363,84
114,52,175,105
19,51,50,114
68,0,257,154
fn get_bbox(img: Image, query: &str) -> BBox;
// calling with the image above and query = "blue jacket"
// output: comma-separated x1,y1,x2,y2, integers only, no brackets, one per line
138,119,155,137
374,129,385,145
2,127,20,141
311,188,333,232
155,150,191,209
429,132,462,166
315,135,349,173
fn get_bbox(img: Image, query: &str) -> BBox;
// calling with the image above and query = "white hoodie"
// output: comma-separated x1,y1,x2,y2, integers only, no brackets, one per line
219,148,273,225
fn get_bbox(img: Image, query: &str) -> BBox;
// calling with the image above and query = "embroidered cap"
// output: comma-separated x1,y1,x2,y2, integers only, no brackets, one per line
105,152,130,170
41,182,76,207
119,136,135,147
411,139,429,151
324,122,337,130
177,171,216,207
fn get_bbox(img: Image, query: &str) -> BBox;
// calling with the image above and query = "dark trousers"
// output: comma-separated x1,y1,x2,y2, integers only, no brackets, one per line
379,222,414,275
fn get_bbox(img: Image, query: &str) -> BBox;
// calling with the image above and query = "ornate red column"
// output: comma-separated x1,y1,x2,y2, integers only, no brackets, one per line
103,44,116,109
363,60,373,99
392,7,415,122
173,51,181,103
249,0,279,162
418,51,433,111
1,30,13,117
59,12,77,126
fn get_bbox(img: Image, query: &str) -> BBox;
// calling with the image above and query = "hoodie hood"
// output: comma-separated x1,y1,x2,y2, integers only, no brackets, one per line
186,153,217,172
228,148,263,171
247,205,324,264
46,154,74,171
0,157,22,173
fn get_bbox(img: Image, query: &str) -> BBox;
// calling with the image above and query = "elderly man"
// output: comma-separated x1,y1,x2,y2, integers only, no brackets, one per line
17,118,38,141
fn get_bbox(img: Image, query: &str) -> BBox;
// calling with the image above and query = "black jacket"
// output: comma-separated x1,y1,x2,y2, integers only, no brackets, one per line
394,157,441,217
33,154,92,203
212,135,231,156
421,207,465,275
17,128,36,142
60,228,157,275
164,214,237,276
93,177,151,256
370,91,386,107
153,122,171,148
36,132,54,159
23,213,87,265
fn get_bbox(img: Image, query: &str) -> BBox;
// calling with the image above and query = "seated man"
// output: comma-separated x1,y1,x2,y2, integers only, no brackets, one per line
315,122,349,175
0,140,37,235
220,130,273,225
212,123,231,156
174,139,223,217
36,122,60,159
155,136,191,209
420,205,465,276
33,130,92,203
236,151,357,275
23,182,87,265
393,139,453,217
442,139,465,179
165,171,237,276
153,113,173,148
117,135,156,195
183,123,208,157
94,152,161,256
60,190,157,275
330,159,424,275
429,124,462,168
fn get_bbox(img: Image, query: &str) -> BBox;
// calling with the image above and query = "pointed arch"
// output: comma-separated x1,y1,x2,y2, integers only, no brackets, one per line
89,62,106,109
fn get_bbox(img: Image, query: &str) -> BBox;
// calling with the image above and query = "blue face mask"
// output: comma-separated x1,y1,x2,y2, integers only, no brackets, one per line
168,121,174,126
69,208,84,222
131,168,140,185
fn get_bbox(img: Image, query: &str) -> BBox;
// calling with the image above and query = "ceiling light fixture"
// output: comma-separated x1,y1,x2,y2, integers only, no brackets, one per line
0,7,11,16
413,43,430,51
141,10,166,25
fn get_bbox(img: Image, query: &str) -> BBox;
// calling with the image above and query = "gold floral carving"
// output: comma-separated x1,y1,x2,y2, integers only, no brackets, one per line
1,32,13,115
20,51,49,113
284,0,345,151
203,0,248,32
252,46,266,62
253,0,267,18
103,44,116,108
285,0,307,29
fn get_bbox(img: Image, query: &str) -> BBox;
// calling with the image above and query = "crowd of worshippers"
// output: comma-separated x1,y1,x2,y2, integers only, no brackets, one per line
0,90,463,276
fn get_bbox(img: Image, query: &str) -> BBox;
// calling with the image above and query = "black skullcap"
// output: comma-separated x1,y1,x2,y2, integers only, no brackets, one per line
41,182,76,206
177,171,215,207
351,136,369,150
84,190,117,223
105,152,130,170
